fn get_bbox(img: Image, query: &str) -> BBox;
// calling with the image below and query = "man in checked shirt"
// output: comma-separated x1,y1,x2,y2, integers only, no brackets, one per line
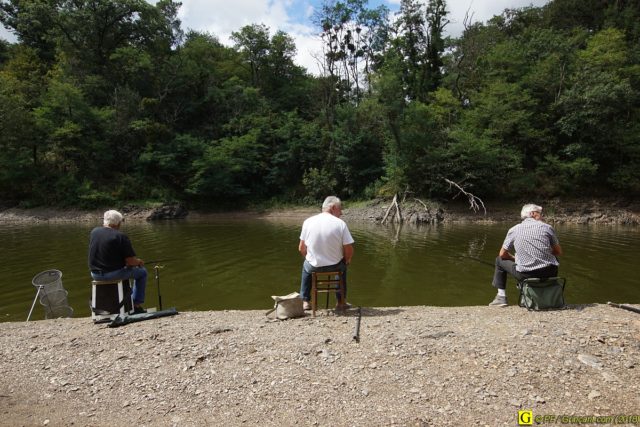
489,204,563,306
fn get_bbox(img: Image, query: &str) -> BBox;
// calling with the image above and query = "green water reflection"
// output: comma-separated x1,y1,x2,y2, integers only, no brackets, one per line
1,218,638,322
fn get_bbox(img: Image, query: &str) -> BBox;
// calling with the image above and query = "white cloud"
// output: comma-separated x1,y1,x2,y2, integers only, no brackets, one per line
174,0,324,73
171,0,550,74
446,0,550,37
0,25,17,43
178,0,306,44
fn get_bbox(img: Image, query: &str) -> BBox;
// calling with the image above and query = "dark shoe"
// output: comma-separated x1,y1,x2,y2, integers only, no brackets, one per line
132,305,147,314
335,302,353,310
489,295,508,307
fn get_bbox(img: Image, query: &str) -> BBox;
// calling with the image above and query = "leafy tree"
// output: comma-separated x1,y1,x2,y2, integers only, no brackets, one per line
188,129,267,201
232,25,308,111
544,0,608,32
0,71,37,200
316,0,390,104
424,0,448,92
555,28,639,192
385,0,448,102
332,100,387,196
0,0,59,63
2,0,640,207
231,24,270,88
263,30,309,111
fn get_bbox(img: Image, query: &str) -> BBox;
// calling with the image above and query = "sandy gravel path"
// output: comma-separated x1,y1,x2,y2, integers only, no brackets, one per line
1,304,639,426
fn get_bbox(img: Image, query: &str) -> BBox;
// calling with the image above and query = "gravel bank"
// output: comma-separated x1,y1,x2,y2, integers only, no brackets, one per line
1,304,639,426
1,198,639,224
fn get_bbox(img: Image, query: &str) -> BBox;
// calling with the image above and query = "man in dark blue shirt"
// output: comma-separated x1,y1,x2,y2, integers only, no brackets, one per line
489,204,563,307
88,210,148,313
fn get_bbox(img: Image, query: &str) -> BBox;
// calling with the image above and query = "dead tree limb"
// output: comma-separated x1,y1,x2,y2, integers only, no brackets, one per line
393,196,402,223
444,179,486,215
381,195,395,224
381,193,403,224
414,198,428,210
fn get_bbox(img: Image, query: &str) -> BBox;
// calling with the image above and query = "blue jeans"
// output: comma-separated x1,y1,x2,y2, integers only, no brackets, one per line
300,260,347,302
91,267,148,305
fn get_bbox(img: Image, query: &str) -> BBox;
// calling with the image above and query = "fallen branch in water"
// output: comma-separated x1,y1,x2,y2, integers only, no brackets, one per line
444,178,486,215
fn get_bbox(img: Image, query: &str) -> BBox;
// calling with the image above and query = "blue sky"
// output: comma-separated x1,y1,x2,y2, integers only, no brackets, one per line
1,0,549,73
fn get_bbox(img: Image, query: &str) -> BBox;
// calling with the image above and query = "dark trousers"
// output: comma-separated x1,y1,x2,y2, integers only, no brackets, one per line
492,257,558,290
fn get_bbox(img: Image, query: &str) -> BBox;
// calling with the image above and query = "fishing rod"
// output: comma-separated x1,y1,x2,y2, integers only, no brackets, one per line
146,259,180,311
447,254,495,268
146,258,174,265
154,265,164,311
607,301,640,315
353,306,362,343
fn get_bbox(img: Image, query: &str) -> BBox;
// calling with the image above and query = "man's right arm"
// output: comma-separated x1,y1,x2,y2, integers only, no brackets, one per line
552,244,562,257
125,256,144,267
499,228,515,260
499,247,514,261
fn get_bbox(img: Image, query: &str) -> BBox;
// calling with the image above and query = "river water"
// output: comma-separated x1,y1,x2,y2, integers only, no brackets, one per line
1,218,637,322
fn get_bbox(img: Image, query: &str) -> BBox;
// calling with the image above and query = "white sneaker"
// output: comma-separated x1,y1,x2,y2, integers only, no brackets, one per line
303,301,311,310
489,295,508,307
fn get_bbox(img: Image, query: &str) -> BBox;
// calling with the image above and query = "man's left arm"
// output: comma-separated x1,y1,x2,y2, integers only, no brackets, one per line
343,244,354,265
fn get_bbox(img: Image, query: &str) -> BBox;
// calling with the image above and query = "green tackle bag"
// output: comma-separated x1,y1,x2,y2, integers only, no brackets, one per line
517,277,566,311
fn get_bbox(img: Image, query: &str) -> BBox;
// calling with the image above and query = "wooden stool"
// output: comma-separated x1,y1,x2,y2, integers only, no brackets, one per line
311,271,345,317
91,279,133,322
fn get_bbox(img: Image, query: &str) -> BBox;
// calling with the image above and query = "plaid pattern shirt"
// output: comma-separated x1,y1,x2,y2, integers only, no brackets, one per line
503,218,560,272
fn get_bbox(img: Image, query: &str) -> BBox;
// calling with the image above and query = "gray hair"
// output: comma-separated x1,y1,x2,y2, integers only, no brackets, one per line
322,196,341,212
103,210,124,226
521,204,542,219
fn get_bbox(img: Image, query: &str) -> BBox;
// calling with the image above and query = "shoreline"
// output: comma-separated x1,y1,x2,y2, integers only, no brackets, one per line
1,198,639,225
1,304,639,426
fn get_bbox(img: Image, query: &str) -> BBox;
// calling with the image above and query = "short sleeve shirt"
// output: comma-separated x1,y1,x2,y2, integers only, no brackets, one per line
300,212,355,267
503,218,560,272
88,226,136,272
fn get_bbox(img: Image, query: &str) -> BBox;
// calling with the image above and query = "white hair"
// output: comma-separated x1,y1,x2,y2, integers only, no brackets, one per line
322,196,341,212
103,210,124,226
521,204,542,219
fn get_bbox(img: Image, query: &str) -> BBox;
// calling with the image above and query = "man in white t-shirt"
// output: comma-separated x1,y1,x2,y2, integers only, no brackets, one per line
299,196,355,310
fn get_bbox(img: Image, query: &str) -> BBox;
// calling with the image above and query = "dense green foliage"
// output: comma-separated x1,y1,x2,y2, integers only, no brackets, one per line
1,0,638,208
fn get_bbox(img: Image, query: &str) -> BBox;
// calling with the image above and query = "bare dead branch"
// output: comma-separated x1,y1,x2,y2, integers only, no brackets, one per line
381,194,396,224
381,193,403,224
414,198,428,210
393,195,403,224
463,6,475,31
444,178,486,215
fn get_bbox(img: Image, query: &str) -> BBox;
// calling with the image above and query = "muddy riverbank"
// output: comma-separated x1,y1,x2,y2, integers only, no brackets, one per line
1,198,639,225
